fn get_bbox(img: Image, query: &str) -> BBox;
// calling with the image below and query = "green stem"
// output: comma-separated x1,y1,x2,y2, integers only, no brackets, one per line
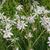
33,30,45,46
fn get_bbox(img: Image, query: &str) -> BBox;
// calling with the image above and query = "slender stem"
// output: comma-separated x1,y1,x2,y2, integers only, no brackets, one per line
33,30,45,46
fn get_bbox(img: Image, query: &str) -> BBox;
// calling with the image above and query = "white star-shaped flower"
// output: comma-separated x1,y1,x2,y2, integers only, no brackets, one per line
41,16,50,32
3,28,13,39
27,16,35,24
16,5,23,11
17,20,27,30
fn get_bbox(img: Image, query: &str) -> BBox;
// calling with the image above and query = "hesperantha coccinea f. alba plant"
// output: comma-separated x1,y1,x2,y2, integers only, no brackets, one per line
0,0,50,50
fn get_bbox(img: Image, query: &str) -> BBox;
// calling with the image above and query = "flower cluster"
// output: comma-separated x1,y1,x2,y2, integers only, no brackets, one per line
0,0,50,50
0,13,14,39
34,6,50,15
41,16,50,32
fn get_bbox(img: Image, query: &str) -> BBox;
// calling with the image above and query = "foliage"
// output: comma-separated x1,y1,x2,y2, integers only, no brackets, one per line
0,0,50,50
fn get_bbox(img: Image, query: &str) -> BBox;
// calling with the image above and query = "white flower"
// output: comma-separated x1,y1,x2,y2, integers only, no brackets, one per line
21,16,26,20
1,15,10,24
27,16,35,24
25,32,33,39
34,6,50,14
48,37,50,41
0,12,4,19
34,6,45,14
44,10,50,14
41,16,50,32
28,32,33,38
0,13,10,23
33,28,37,31
0,12,14,39
16,5,23,11
3,23,13,39
5,23,12,29
17,20,27,30
32,0,39,7
15,15,20,20
3,28,13,39
1,14,16,25
4,16,10,22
